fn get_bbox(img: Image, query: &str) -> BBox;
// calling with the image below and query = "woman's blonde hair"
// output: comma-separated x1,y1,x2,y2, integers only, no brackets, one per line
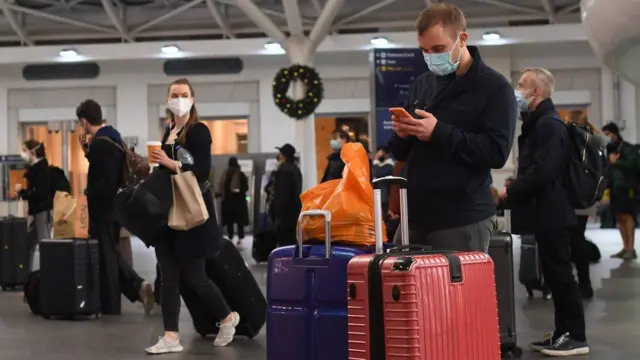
568,110,599,133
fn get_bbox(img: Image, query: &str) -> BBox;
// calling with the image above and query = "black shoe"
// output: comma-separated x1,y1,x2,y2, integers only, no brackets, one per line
529,332,553,352
580,285,594,300
540,333,589,357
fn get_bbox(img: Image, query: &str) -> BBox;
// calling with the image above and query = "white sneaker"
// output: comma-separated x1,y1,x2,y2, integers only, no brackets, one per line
213,312,240,347
145,336,184,354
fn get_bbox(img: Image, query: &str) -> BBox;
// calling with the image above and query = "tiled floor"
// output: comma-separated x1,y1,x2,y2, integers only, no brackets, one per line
0,226,638,359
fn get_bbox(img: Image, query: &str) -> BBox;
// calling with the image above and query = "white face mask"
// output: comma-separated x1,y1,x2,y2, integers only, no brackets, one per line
168,98,193,117
20,152,29,162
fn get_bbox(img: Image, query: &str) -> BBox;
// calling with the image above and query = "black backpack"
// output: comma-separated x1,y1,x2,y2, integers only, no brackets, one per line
49,166,71,196
562,121,607,209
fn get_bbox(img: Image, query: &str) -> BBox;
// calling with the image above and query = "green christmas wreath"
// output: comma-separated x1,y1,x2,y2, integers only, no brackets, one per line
272,64,324,120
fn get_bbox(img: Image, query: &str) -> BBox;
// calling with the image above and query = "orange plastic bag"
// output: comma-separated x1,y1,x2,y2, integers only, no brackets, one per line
299,143,386,246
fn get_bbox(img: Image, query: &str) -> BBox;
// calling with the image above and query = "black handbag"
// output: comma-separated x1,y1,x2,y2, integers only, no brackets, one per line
114,169,173,247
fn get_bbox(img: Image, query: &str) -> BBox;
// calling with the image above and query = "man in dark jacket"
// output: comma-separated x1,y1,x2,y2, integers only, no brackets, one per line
272,143,302,246
321,129,349,183
602,122,638,260
77,99,154,315
389,4,516,253
502,68,588,357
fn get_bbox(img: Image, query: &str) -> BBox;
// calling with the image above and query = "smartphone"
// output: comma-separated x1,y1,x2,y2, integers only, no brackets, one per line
389,107,413,119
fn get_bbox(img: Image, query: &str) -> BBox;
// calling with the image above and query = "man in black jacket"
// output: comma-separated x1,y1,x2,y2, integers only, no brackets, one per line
389,3,516,253
272,143,302,246
321,129,349,183
502,68,588,357
77,99,154,315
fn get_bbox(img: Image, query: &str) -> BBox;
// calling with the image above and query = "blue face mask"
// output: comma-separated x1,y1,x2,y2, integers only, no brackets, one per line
330,139,342,151
514,89,531,112
423,35,462,76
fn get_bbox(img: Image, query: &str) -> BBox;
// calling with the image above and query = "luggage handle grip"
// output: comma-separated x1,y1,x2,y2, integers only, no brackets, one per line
374,176,409,252
388,245,432,253
296,210,332,259
373,176,408,189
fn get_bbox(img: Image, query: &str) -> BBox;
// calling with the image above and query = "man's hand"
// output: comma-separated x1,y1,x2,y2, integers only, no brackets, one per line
388,211,399,220
79,133,89,154
609,152,620,164
391,115,410,139
393,109,438,141
500,187,508,200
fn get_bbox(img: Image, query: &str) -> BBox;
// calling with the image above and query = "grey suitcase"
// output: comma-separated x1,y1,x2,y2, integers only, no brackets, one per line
489,231,522,358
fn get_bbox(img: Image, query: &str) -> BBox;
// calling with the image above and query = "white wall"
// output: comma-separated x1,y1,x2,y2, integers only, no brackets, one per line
0,41,635,186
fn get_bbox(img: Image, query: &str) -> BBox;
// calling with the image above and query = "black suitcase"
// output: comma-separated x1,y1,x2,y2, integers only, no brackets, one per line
489,232,523,358
519,234,551,300
181,238,266,338
252,229,277,263
0,216,29,290
39,239,101,319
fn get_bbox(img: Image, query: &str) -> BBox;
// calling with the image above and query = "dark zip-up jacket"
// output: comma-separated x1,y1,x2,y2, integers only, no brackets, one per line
507,98,576,233
389,46,517,232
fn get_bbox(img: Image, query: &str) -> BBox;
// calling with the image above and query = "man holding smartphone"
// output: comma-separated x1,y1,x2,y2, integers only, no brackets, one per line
389,3,517,252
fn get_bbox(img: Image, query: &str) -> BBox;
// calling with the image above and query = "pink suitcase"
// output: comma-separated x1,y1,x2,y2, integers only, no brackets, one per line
347,176,501,360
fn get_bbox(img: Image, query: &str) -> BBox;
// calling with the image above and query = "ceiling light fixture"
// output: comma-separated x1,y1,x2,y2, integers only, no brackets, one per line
264,41,283,51
161,45,180,54
482,32,501,41
370,36,389,46
59,48,78,57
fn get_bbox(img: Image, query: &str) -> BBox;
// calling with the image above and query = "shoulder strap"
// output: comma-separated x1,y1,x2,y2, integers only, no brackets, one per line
94,136,125,152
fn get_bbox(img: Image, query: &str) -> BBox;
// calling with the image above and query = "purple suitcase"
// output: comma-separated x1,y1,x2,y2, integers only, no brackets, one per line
266,209,388,360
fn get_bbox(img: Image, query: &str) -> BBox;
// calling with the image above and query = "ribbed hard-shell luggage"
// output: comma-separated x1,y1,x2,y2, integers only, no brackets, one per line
266,210,385,360
0,216,29,290
181,238,266,338
39,239,101,319
347,176,501,360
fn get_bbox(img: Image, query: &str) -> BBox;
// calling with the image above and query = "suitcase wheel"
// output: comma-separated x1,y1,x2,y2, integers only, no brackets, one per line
542,291,552,300
500,343,523,358
95,313,102,319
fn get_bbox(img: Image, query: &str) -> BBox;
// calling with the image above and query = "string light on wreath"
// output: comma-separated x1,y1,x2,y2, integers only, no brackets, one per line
272,64,324,120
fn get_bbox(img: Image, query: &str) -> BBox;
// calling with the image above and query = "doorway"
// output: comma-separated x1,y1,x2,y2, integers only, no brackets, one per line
314,115,369,183
22,122,87,199
157,118,249,155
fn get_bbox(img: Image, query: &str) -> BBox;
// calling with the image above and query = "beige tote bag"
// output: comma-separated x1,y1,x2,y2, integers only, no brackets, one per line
168,169,209,231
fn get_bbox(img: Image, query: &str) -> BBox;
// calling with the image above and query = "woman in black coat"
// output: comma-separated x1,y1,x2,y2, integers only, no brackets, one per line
145,78,239,355
216,156,249,247
18,139,52,269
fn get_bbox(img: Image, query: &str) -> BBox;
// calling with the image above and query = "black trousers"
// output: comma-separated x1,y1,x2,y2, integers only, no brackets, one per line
91,215,144,315
227,223,245,239
569,215,591,287
276,225,297,247
536,228,587,341
155,242,231,332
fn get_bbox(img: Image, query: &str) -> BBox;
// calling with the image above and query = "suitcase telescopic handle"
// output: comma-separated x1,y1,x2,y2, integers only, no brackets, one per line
373,176,409,253
296,210,332,259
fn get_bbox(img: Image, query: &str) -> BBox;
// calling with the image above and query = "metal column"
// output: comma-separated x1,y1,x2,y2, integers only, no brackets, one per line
61,121,69,174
